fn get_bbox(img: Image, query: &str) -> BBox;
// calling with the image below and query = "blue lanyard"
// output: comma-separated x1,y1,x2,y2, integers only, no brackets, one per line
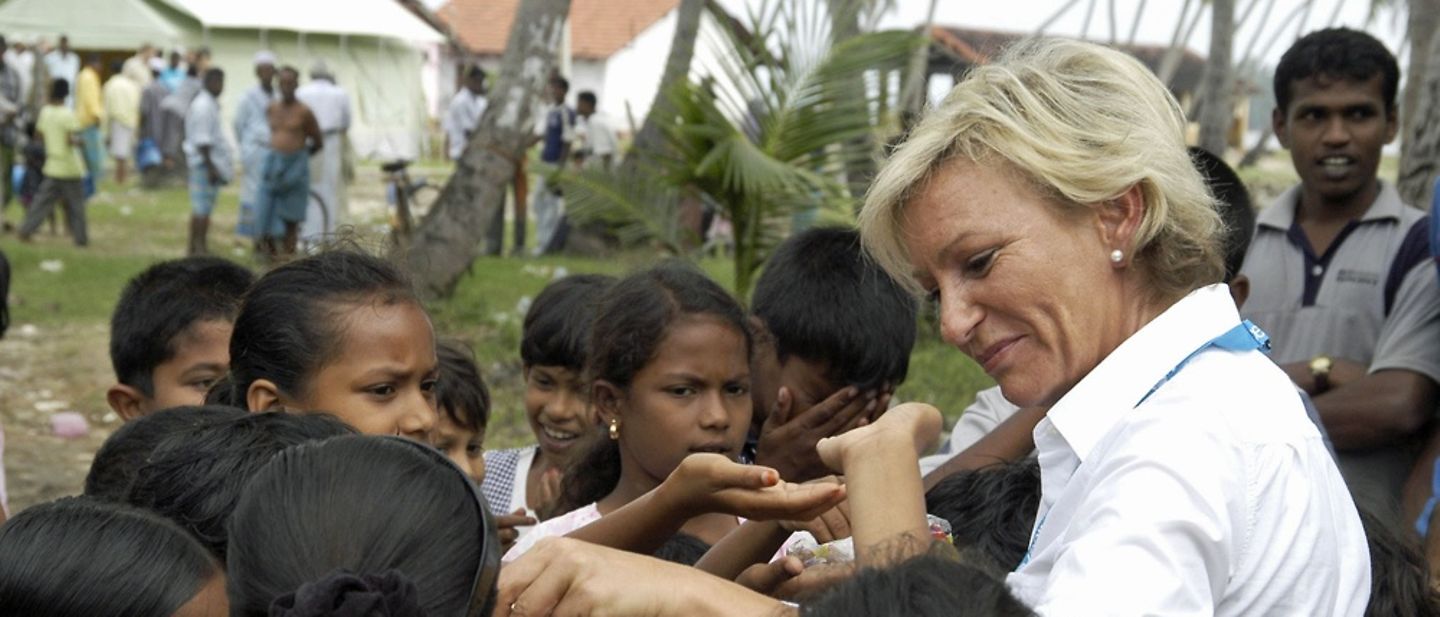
1016,320,1272,570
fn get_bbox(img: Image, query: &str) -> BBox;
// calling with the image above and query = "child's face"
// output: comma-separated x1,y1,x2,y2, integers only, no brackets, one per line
433,410,485,484
294,301,440,439
523,364,595,463
747,324,840,430
148,318,233,413
610,315,752,488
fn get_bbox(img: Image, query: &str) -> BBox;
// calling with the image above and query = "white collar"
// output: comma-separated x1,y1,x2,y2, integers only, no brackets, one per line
1045,284,1240,462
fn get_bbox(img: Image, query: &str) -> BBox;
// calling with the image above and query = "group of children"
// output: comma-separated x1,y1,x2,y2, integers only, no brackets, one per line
0,149,1436,615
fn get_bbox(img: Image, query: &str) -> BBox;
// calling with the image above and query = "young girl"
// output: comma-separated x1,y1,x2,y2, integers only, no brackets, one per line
506,262,758,558
227,435,499,616
207,249,440,439
482,274,613,528
0,497,227,616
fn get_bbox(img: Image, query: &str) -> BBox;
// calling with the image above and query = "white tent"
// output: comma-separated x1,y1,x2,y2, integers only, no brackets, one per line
0,0,441,159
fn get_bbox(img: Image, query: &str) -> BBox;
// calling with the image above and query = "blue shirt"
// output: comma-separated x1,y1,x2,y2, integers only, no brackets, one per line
540,105,575,163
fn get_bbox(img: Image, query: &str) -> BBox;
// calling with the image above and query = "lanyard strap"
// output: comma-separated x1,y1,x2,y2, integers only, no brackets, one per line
1017,320,1272,570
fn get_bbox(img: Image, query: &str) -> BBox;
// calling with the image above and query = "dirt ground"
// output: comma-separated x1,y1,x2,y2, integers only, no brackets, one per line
1,323,116,513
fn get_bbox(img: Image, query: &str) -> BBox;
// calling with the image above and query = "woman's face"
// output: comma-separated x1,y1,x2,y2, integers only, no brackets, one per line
292,301,441,439
610,315,752,490
902,159,1132,408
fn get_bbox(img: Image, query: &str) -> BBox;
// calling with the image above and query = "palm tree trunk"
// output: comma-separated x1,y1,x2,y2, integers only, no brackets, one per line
1035,0,1082,35
404,0,572,298
1158,0,1203,87
899,0,940,118
629,0,706,160
1198,0,1236,155
1401,0,1440,180
1399,4,1440,207
830,0,877,204
1127,0,1148,45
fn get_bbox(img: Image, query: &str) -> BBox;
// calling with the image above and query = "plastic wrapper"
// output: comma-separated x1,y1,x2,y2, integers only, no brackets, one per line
785,515,953,567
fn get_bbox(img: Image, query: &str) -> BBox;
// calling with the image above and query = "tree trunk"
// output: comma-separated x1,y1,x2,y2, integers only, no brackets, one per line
1126,0,1148,45
830,0,877,204
1158,0,1202,87
899,0,940,119
1398,15,1440,207
1401,0,1440,184
404,0,572,298
1198,0,1236,156
629,0,705,160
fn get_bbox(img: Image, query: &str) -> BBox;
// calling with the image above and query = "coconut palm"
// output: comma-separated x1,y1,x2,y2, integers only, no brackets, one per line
558,0,920,296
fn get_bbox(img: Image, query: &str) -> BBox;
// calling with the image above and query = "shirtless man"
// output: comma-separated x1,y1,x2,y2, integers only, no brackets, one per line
255,66,321,259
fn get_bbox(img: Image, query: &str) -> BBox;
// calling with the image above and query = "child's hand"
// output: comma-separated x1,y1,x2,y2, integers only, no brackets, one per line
736,556,855,601
532,467,563,519
779,494,851,544
755,386,879,482
660,453,845,522
496,508,537,554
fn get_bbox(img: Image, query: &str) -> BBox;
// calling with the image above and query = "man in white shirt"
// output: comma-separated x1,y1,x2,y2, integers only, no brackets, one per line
182,68,232,256
295,60,351,242
43,35,79,107
443,66,487,162
4,40,33,112
233,51,277,241
574,90,617,171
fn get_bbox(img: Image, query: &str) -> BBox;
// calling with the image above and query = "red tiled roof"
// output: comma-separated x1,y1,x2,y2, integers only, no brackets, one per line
931,26,1210,94
438,0,680,60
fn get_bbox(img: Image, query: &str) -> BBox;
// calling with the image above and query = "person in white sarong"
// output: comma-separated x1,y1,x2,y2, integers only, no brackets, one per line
232,51,277,240
295,60,350,243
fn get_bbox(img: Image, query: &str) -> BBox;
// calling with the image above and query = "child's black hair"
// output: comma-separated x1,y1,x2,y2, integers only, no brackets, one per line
49,78,68,101
554,262,751,515
437,339,491,432
125,411,355,561
1274,28,1398,114
801,543,1034,617
1188,147,1255,282
111,256,254,397
751,227,917,389
0,497,220,616
924,460,1042,573
84,405,248,501
207,249,418,408
520,274,615,370
651,533,711,566
227,435,492,617
1358,504,1440,617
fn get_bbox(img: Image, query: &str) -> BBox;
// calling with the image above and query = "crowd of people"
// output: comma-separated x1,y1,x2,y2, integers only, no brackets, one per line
0,38,354,261
0,26,1438,617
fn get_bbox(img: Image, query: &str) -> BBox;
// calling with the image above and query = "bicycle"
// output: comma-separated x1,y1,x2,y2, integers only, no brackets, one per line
382,159,441,246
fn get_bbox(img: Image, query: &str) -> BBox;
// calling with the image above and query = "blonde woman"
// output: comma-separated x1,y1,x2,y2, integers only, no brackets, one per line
859,38,1369,615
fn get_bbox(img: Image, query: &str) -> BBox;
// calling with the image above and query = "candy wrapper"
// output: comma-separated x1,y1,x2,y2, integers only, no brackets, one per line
785,515,954,567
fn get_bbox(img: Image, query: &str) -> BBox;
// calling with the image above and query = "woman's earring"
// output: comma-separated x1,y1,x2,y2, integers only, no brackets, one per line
1109,249,1124,264
608,419,620,441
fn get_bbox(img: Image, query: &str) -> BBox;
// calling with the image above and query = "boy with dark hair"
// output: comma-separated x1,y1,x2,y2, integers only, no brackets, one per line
482,274,614,534
432,339,491,484
924,460,1041,574
748,226,918,482
105,256,255,420
83,405,246,501
125,411,354,561
1243,27,1438,522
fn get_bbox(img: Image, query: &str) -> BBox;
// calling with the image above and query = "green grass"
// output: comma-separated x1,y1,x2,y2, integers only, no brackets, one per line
1,170,991,451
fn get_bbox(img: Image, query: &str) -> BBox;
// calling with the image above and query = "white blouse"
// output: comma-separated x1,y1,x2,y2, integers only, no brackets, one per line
1006,284,1370,616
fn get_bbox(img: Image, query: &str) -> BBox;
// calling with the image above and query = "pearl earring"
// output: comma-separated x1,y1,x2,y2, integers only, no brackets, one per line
609,419,620,441
1109,249,1124,263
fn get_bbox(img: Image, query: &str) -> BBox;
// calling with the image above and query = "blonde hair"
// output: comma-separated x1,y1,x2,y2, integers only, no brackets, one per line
859,38,1224,302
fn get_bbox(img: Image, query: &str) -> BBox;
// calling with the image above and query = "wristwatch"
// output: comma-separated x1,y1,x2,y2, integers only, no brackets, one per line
1309,355,1334,393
